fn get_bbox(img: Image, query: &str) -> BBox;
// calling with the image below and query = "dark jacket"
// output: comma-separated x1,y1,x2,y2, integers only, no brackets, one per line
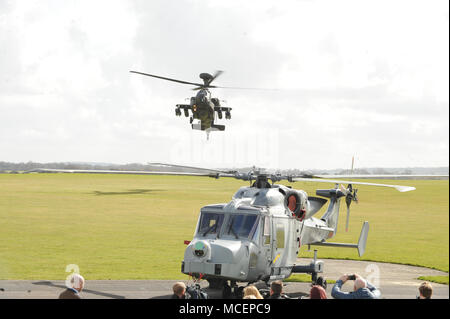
268,293,289,299
59,288,81,299
331,280,381,299
171,292,191,299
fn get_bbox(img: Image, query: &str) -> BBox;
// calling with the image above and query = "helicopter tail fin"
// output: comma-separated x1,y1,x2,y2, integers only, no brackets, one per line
310,221,369,257
356,221,369,256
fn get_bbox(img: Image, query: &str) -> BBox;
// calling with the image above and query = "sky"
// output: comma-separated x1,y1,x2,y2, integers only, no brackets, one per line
0,0,448,170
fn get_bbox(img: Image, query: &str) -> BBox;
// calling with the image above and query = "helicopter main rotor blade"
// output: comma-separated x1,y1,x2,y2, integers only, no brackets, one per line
313,174,449,180
209,70,224,84
26,168,226,178
191,84,276,91
130,71,204,87
148,162,237,175
292,178,416,192
207,85,279,91
345,206,350,232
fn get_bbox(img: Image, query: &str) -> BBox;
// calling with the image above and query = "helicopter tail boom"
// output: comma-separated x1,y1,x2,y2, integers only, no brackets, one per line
316,188,346,234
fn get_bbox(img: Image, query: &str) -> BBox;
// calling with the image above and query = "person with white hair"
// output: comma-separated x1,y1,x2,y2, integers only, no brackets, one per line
59,274,85,299
331,274,381,299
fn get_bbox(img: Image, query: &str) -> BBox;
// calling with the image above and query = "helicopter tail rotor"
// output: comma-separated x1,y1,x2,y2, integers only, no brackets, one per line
341,184,358,232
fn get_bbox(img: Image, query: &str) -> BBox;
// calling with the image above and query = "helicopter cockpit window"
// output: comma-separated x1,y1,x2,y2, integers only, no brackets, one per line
198,212,224,237
226,214,259,240
197,90,209,103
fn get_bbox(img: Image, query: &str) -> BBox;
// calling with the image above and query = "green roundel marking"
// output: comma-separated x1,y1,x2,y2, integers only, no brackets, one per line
195,242,205,250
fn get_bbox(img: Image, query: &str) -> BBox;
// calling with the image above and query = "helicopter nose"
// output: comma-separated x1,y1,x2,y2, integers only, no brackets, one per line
183,240,254,280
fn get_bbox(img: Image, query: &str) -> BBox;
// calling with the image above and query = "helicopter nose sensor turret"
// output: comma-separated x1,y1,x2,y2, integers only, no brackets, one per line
192,241,209,258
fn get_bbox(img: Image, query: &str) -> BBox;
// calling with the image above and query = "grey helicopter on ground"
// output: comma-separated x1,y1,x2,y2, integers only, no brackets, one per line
143,163,416,298
28,163,424,298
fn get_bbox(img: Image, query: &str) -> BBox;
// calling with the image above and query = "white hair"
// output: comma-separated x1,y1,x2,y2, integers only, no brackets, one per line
69,274,85,290
354,278,367,290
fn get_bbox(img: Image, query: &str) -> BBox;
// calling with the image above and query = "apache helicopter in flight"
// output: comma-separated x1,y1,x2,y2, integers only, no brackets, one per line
28,164,438,298
130,70,260,140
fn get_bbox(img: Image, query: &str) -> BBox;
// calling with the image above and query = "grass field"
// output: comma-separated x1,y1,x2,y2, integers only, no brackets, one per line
0,174,448,280
417,276,449,285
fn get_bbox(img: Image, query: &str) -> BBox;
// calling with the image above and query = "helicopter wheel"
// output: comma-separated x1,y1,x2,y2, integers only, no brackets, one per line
222,282,232,299
322,279,328,290
233,286,244,299
314,276,327,290
207,278,225,289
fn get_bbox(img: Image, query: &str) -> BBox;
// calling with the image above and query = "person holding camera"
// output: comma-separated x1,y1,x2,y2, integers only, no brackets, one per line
331,274,381,299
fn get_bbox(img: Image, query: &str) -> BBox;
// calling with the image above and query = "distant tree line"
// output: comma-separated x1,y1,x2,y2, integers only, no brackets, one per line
0,161,448,175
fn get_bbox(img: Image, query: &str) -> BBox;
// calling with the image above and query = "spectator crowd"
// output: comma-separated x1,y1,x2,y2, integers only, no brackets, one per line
59,272,434,300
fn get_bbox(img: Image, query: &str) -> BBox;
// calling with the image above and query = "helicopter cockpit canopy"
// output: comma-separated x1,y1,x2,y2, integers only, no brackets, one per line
196,210,260,241
226,214,259,240
198,212,224,237
196,89,210,103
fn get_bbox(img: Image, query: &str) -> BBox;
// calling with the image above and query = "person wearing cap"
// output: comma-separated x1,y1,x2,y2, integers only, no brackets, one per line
59,274,85,299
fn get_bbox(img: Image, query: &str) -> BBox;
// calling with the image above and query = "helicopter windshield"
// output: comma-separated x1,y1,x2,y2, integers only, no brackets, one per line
225,214,259,240
196,90,210,103
197,212,224,237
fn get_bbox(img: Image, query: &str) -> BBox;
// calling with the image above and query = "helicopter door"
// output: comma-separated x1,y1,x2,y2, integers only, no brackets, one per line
272,218,286,267
262,216,272,263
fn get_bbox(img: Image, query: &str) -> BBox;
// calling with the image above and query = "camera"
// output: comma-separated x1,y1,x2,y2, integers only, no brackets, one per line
348,275,356,280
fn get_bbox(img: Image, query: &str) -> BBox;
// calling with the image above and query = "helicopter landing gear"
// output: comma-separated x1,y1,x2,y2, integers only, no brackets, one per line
207,278,225,289
234,286,244,299
313,276,327,290
222,282,232,299
220,281,244,299
311,272,318,284
291,249,325,286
